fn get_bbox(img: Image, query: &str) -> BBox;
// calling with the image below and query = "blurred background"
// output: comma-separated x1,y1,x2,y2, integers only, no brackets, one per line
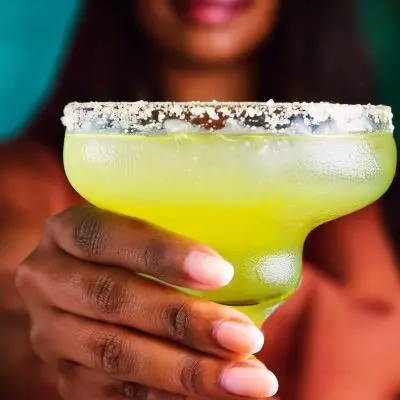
0,1,399,399
0,0,399,142
0,0,399,248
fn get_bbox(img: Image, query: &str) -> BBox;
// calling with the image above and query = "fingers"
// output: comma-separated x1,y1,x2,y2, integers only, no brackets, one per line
16,204,279,399
57,362,185,400
45,205,234,290
18,250,263,358
35,311,278,399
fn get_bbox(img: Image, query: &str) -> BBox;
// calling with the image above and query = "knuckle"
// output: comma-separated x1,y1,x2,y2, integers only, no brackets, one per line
92,331,132,376
43,214,57,236
15,254,39,293
30,324,43,350
179,357,205,396
29,324,49,360
14,264,32,293
57,360,78,380
56,364,79,400
119,382,150,400
72,207,106,257
56,376,70,400
43,212,68,245
163,302,193,343
138,235,171,277
86,274,125,315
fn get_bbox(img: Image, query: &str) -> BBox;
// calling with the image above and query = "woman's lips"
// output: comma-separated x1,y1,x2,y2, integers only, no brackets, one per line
174,0,254,26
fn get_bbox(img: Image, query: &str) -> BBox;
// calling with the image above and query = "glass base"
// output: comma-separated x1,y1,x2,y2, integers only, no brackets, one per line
232,301,282,328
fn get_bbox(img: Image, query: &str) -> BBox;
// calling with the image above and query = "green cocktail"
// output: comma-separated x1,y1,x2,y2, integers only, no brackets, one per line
62,101,396,326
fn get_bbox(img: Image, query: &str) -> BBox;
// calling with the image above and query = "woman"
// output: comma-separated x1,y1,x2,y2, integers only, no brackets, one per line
1,0,399,399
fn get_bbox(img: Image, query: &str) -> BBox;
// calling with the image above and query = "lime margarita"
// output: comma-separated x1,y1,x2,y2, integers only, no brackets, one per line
62,102,396,325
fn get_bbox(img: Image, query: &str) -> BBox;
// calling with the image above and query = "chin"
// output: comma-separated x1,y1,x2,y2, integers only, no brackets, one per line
180,27,266,67
177,38,255,67
185,51,246,67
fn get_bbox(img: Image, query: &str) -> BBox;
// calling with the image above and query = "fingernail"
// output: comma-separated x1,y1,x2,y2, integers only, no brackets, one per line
214,321,264,354
184,251,234,288
221,366,279,398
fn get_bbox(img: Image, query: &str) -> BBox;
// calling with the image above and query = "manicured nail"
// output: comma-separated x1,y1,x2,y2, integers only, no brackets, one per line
184,251,234,288
214,321,264,354
221,366,279,398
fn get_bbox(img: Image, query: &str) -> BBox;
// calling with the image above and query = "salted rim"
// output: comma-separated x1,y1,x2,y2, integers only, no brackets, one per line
62,101,394,135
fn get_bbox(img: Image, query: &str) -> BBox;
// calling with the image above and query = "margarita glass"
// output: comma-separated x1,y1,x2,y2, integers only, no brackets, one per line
62,101,396,326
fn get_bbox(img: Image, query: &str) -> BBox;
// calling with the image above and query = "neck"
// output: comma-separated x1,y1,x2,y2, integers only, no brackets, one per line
159,60,256,102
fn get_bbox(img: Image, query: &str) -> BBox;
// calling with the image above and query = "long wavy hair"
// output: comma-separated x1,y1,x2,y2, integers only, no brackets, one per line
26,0,377,154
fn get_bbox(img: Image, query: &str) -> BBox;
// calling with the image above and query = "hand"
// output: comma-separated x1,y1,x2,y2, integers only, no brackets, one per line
16,205,278,400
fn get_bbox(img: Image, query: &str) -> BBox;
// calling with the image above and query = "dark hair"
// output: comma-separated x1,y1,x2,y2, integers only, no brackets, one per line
25,0,377,154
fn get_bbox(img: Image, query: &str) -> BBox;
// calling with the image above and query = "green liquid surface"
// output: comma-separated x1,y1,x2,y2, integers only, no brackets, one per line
64,132,397,324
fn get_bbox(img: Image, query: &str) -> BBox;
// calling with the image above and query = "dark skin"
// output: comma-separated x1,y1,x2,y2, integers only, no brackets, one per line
1,1,400,399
